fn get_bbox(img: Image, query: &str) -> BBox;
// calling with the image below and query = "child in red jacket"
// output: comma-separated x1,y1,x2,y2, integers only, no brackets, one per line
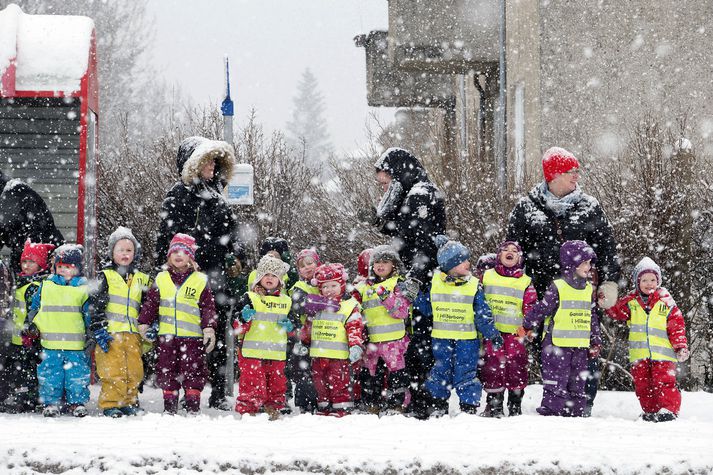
300,263,364,416
606,257,688,422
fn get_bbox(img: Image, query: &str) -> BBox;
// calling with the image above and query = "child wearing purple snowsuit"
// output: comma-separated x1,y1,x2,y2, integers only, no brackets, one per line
523,240,601,417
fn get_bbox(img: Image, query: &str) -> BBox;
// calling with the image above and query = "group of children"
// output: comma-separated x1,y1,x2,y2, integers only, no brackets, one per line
1,227,689,423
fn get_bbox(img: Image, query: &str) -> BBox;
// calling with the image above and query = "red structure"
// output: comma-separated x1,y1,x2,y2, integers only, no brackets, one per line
0,4,99,273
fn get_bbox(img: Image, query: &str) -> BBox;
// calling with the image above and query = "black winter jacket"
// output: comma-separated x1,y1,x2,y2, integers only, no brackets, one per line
0,173,64,273
154,137,240,280
506,183,620,297
374,148,447,285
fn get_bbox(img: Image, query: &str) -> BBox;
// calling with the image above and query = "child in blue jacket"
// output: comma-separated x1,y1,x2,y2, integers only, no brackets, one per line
414,236,503,418
25,244,91,418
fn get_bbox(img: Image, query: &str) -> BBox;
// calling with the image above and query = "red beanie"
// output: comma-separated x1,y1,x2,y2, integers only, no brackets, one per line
20,240,56,272
357,248,373,279
542,147,580,182
296,248,321,267
168,233,197,260
313,263,348,296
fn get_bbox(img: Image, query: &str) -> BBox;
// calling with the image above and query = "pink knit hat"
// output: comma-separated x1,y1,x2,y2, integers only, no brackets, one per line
168,233,197,260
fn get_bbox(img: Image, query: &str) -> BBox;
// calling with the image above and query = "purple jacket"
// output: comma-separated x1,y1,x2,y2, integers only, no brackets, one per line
523,272,601,347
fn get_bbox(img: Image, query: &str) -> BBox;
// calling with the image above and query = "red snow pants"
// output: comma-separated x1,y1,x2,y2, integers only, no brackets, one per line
236,351,287,414
631,359,681,415
312,357,352,410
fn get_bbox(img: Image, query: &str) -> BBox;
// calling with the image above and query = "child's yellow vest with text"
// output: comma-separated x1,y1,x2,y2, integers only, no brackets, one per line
627,299,677,363
34,281,88,350
430,270,479,340
103,269,150,334
156,271,207,337
361,276,407,343
482,268,531,334
549,279,592,348
242,291,291,360
310,298,359,359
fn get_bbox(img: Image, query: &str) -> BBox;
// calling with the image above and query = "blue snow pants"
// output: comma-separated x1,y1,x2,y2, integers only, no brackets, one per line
425,338,482,406
37,349,90,405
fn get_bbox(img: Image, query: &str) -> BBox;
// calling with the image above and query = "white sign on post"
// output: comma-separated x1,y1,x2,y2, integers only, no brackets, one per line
225,163,254,205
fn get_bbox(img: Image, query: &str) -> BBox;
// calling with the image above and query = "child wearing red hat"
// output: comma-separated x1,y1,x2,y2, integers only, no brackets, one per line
300,263,365,416
137,233,218,414
1,240,54,413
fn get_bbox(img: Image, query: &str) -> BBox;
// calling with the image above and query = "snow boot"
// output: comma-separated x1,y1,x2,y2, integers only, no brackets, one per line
209,397,232,411
185,389,201,414
481,392,505,418
71,404,88,418
428,397,449,419
655,408,677,422
507,390,523,416
641,413,657,422
103,407,124,418
264,406,281,421
119,405,145,416
43,405,60,418
459,402,479,415
163,395,179,415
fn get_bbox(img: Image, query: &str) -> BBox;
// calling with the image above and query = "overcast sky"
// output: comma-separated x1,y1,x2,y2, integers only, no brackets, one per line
145,0,392,153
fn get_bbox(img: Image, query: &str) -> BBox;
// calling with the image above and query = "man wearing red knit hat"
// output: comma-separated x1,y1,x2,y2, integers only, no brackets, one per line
506,146,621,417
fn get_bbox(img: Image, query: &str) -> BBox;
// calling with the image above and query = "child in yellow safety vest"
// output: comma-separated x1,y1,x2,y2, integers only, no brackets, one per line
25,244,91,418
523,240,601,417
286,248,322,414
357,244,411,415
2,240,54,413
137,233,217,414
413,236,503,418
479,241,538,417
89,227,151,418
233,255,299,419
606,257,689,422
299,263,365,416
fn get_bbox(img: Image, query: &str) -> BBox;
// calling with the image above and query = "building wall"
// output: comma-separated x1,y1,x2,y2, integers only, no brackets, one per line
537,0,713,161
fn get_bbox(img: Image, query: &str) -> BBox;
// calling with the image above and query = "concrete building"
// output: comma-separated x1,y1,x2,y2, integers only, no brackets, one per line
358,0,713,191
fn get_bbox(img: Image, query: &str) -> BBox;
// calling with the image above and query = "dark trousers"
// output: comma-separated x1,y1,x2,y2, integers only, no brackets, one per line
286,339,317,411
2,343,41,411
207,304,230,406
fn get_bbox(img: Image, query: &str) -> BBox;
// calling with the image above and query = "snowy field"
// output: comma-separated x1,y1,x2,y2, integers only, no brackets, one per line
1,384,712,475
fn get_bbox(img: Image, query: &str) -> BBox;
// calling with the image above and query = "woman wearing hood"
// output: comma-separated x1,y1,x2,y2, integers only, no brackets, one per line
370,148,447,419
154,136,243,410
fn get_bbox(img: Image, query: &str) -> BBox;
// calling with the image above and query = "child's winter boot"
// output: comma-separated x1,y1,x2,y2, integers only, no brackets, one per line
428,397,449,419
71,404,88,418
103,407,124,418
185,389,201,414
264,406,281,421
481,392,505,418
459,402,479,415
163,390,179,414
507,389,523,416
43,405,60,418
655,408,677,422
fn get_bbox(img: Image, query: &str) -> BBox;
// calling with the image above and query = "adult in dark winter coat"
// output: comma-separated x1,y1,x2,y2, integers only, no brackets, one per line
371,147,447,419
154,136,242,410
0,171,64,273
506,146,621,415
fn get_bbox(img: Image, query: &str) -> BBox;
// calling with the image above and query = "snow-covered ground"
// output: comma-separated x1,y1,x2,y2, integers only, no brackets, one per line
1,384,712,474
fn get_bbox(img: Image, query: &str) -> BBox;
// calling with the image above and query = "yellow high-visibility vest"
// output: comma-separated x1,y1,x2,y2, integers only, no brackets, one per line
482,268,531,334
289,280,320,325
627,299,677,363
33,281,88,350
430,270,479,340
310,298,359,360
549,279,593,348
361,276,407,343
241,291,291,360
12,282,38,346
156,271,207,338
103,269,150,334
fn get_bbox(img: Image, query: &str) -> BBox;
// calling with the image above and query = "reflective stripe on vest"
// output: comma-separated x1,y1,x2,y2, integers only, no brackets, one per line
482,268,531,334
430,270,479,340
627,300,677,362
156,271,207,338
33,281,87,350
103,269,149,334
310,298,359,359
361,276,406,343
12,282,38,346
242,292,291,360
550,279,593,348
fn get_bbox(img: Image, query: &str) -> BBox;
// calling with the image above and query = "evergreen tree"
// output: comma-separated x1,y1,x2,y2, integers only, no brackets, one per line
287,68,332,168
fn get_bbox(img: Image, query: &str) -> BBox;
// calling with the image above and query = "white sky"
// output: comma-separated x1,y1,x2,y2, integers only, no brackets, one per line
146,0,393,153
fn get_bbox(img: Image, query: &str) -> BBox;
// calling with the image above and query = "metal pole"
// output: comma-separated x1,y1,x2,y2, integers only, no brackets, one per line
221,55,235,398
494,0,507,193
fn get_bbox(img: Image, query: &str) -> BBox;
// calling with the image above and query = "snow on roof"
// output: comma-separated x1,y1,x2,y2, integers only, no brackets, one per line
0,4,94,93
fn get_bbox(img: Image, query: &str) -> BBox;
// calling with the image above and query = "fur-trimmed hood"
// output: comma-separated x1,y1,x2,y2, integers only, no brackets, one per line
176,136,236,187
